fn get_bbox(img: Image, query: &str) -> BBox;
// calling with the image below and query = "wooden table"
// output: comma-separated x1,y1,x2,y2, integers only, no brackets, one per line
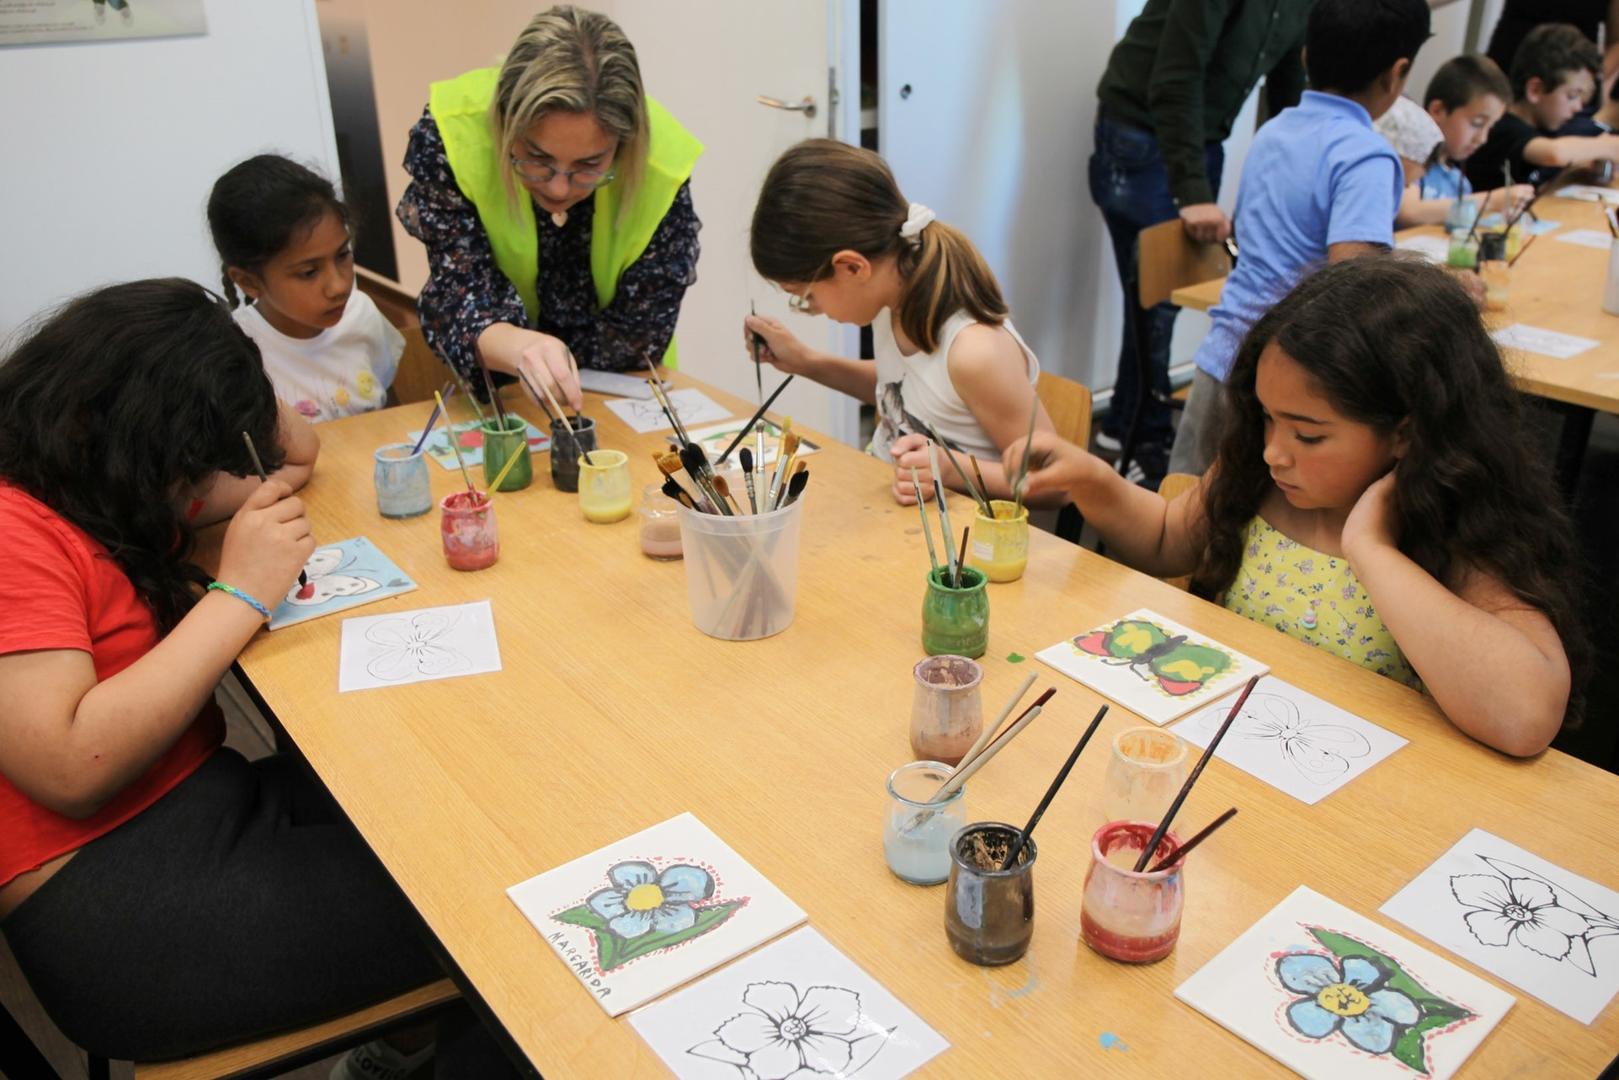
221,377,1619,1077
1171,196,1619,413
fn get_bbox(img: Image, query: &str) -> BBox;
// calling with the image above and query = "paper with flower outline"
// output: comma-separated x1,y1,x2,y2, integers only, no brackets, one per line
629,927,948,1079
1171,679,1406,804
337,599,501,692
605,387,731,434
509,813,806,1016
267,536,416,630
1177,885,1512,1080
550,859,748,973
1036,608,1268,726
1382,828,1619,1023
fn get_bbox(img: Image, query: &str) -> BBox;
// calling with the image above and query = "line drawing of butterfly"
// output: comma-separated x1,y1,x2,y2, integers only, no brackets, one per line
1226,691,1372,785
364,611,473,681
1074,618,1232,696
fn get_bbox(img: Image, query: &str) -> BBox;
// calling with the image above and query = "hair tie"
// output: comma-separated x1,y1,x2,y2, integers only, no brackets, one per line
899,202,936,247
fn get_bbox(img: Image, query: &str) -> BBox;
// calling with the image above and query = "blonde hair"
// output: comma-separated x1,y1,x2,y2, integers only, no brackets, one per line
493,5,647,208
750,140,1007,353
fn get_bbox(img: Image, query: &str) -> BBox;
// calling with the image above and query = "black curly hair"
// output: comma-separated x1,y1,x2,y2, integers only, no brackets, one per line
0,278,283,629
207,153,351,309
1191,257,1586,724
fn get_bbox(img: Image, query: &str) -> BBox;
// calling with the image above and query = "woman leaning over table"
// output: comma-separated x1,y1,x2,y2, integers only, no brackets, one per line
397,4,703,412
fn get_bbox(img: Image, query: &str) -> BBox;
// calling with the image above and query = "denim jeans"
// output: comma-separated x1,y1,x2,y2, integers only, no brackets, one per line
1089,113,1224,443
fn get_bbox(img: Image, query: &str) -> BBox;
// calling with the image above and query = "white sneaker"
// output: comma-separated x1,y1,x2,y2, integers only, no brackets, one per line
1094,431,1122,453
331,1039,435,1080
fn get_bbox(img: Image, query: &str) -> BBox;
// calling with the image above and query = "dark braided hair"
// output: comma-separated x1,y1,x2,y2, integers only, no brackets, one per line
1191,257,1586,726
0,279,284,629
206,154,351,308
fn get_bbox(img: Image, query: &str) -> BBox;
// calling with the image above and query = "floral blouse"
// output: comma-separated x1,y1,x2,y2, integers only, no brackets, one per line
1221,516,1421,689
395,107,702,381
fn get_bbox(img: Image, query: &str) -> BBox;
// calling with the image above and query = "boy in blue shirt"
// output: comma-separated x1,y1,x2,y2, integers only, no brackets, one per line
1168,0,1429,476
1401,55,1533,227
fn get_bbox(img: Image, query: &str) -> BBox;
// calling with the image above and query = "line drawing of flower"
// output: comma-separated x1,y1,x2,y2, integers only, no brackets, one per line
364,611,471,681
1276,952,1419,1056
687,980,893,1080
587,861,715,940
1451,872,1591,968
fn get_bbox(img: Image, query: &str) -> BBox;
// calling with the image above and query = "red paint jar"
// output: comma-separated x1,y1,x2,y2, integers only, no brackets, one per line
1080,821,1183,963
440,490,498,571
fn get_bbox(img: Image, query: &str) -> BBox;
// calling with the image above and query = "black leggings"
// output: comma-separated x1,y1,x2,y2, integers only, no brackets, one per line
3,749,454,1063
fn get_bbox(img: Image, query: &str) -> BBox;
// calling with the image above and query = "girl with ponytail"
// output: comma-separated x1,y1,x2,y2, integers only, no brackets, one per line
746,140,1059,506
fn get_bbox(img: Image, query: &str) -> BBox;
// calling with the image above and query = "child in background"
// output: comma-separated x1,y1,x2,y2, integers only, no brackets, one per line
744,139,1058,507
208,155,403,423
1375,95,1445,187
1465,24,1619,190
1006,259,1582,758
1168,0,1428,476
1401,55,1534,227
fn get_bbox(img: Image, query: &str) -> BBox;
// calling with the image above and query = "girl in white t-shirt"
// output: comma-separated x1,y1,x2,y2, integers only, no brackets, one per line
743,140,1058,507
208,155,403,422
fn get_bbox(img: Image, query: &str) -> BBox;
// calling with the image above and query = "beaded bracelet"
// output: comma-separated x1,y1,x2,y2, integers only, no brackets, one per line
207,581,272,621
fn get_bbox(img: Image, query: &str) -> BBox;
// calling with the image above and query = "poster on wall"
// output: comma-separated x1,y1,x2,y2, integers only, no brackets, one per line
0,0,205,46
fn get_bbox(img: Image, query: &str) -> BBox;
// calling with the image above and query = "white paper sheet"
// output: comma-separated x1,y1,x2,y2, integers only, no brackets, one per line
1552,228,1614,250
337,600,501,692
1381,829,1619,1024
672,419,822,467
630,927,949,1079
1035,609,1268,725
1170,678,1406,805
605,388,731,433
1394,234,1450,263
507,812,806,1017
1491,324,1600,360
1176,886,1513,1080
579,368,670,399
1550,184,1619,204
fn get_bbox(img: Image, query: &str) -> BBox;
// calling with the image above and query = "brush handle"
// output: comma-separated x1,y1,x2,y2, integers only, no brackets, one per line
933,690,1053,801
1002,703,1108,869
1146,806,1237,873
717,376,794,465
910,467,941,573
955,672,1036,776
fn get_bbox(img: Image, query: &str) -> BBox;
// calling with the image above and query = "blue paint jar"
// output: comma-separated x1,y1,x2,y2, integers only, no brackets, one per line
373,442,432,519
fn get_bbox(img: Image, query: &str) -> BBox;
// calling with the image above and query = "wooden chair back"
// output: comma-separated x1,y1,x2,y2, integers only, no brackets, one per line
1035,371,1093,450
392,326,450,407
1137,219,1231,310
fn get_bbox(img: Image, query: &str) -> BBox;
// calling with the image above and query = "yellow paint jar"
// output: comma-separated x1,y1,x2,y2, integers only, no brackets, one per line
967,499,1029,583
577,449,632,523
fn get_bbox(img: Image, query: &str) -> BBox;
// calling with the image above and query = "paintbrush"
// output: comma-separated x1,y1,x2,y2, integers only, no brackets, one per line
1001,702,1109,869
1507,230,1538,268
923,423,992,517
766,422,796,508
928,441,958,580
432,391,477,493
712,473,743,515
716,376,795,465
242,431,309,592
522,370,589,467
535,374,594,466
451,369,489,426
1133,673,1261,871
679,442,729,515
648,377,689,444
661,476,698,510
954,525,970,588
1013,394,1040,517
909,465,940,573
485,442,526,495
926,687,1055,803
971,456,990,513
956,673,1037,775
477,359,505,425
564,347,583,424
410,382,456,455
739,447,759,513
749,301,764,405
771,438,803,510
645,378,685,438
1147,807,1237,873
781,467,810,507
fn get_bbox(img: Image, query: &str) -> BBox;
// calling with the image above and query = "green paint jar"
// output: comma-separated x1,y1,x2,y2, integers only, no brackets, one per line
921,565,989,658
481,415,533,492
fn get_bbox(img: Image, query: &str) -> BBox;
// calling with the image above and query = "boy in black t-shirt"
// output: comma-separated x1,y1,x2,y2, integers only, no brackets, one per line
1466,22,1619,190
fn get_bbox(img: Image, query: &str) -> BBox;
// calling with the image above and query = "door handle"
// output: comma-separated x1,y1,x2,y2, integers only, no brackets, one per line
756,95,817,119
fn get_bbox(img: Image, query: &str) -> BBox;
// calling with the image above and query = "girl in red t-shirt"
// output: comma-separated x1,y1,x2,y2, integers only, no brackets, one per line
0,279,504,1074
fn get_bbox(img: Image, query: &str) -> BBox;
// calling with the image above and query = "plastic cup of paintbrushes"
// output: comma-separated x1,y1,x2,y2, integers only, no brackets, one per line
883,761,965,885
676,496,804,641
966,499,1029,583
373,442,432,519
578,449,632,523
480,415,533,492
439,489,498,571
921,565,989,658
1080,821,1184,963
548,416,597,493
945,822,1036,966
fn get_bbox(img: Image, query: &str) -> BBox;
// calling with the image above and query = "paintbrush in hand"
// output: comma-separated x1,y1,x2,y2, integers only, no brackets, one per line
1002,702,1109,869
749,301,764,405
716,376,795,465
242,431,308,592
1133,673,1261,871
923,424,992,518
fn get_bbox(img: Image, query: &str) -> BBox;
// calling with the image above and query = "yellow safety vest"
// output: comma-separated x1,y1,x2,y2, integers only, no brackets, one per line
429,66,703,366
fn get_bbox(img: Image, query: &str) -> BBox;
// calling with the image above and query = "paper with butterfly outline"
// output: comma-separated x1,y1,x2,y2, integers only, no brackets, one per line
628,927,949,1079
1176,886,1513,1080
1381,828,1619,1024
267,536,416,630
337,599,501,692
1169,677,1405,805
1036,609,1267,725
507,812,806,1017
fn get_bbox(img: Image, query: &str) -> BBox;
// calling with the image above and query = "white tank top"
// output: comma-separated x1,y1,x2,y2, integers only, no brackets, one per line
869,307,1040,463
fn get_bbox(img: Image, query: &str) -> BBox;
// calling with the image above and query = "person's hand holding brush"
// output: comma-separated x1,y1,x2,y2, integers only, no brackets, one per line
999,430,1109,503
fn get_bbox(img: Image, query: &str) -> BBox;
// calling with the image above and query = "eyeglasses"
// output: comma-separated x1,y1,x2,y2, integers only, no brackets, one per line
783,259,832,313
509,156,617,190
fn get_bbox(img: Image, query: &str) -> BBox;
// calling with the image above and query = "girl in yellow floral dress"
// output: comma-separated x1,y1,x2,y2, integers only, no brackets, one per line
1008,258,1583,758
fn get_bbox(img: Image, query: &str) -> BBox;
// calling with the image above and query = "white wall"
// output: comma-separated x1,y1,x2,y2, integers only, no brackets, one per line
0,0,337,339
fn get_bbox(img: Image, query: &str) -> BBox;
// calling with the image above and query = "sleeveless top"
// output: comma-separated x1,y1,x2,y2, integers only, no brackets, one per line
1221,517,1421,689
869,308,1040,463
